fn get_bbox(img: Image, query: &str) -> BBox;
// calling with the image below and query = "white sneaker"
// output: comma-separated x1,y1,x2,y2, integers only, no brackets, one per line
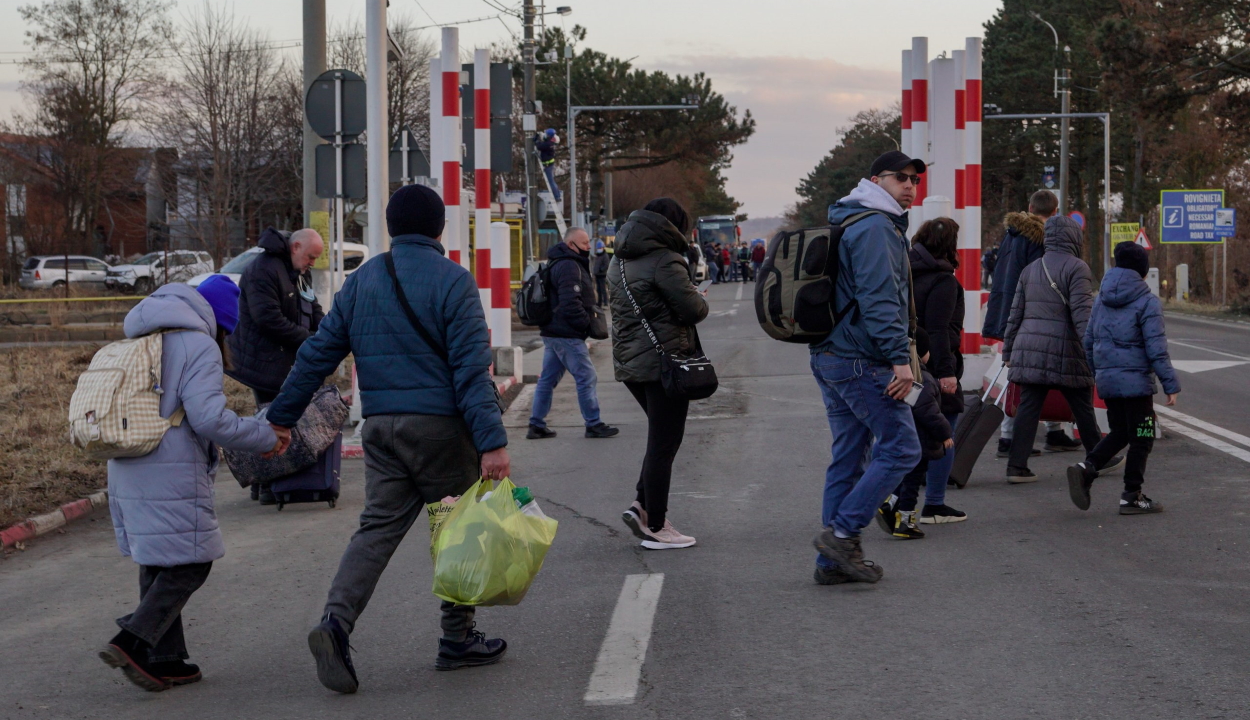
640,519,696,550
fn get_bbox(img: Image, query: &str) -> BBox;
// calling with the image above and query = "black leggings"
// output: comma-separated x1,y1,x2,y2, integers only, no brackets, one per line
624,381,689,532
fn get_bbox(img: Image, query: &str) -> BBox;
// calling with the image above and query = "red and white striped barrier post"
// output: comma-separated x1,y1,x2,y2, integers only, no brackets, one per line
909,37,929,236
490,221,512,349
901,49,912,162
952,48,966,237
429,56,442,199
441,28,463,267
474,48,492,321
963,37,984,354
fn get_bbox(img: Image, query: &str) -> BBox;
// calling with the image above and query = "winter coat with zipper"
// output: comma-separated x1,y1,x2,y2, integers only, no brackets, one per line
227,227,325,393
814,178,912,366
265,233,506,453
607,209,709,383
912,366,953,460
911,243,965,415
542,242,597,340
1083,266,1181,398
983,211,1045,340
108,284,278,567
1002,215,1096,388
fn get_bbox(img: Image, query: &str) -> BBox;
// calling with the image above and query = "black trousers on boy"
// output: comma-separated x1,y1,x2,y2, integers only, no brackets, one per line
1086,395,1155,494
894,457,930,513
116,562,213,662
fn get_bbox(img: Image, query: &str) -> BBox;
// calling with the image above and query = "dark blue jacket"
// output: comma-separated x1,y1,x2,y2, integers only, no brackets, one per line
983,212,1045,340
913,367,953,460
267,234,506,452
535,136,556,163
541,242,595,340
1083,267,1181,399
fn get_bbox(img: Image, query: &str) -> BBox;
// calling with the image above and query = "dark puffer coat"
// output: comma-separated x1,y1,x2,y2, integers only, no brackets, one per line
541,242,596,340
607,210,708,383
983,211,1045,340
227,228,324,393
1002,215,1096,388
910,243,965,415
1083,267,1181,398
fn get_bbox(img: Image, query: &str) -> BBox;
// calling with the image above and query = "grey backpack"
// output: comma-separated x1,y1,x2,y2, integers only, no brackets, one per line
754,211,879,343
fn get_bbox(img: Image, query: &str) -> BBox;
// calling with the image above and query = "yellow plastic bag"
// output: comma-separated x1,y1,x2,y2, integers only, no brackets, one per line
431,478,558,606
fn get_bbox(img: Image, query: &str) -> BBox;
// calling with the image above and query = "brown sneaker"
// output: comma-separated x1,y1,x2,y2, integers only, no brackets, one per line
812,530,880,583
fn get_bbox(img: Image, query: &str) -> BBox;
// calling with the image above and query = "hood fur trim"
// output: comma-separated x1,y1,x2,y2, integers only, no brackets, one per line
1003,211,1045,245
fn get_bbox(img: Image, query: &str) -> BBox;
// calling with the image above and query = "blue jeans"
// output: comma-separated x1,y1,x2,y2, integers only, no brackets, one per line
530,337,601,428
542,164,561,201
811,354,921,567
709,263,721,283
925,411,960,507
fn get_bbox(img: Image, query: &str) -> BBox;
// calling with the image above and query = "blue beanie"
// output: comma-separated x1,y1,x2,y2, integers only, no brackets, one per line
196,274,241,335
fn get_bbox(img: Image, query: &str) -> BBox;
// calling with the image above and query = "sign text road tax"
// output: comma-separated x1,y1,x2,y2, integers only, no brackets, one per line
1160,189,1226,244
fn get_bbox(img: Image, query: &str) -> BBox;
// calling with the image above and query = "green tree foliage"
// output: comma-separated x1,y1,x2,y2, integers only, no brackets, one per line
785,107,900,229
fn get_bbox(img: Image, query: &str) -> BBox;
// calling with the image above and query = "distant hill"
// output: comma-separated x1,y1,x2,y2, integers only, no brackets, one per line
738,216,784,241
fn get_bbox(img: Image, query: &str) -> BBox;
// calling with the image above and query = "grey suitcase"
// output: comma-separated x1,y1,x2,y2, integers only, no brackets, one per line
949,366,1006,489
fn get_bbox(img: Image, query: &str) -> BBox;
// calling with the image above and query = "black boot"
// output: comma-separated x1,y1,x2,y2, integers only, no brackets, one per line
100,630,169,692
149,660,203,686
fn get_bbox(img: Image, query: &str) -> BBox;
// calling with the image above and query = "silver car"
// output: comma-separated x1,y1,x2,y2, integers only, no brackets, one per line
19,255,112,290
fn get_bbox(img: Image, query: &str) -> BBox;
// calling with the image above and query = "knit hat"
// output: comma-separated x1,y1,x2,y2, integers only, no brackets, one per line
386,184,446,238
915,327,931,360
196,274,241,335
1114,241,1149,278
643,197,691,235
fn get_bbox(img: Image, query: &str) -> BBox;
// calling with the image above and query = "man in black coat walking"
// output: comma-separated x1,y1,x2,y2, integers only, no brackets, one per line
527,227,619,440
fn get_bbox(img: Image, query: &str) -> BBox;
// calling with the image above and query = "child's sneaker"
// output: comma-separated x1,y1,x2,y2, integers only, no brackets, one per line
874,498,896,535
1044,430,1084,452
1066,461,1097,510
1120,492,1163,515
1006,466,1037,484
997,439,1041,458
919,504,967,524
891,510,925,539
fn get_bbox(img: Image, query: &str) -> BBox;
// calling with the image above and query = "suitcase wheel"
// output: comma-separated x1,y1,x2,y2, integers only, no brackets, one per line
277,501,285,511
328,499,336,508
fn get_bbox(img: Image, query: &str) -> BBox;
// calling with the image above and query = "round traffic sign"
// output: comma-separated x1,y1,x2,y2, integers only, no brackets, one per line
1068,210,1086,229
305,69,366,141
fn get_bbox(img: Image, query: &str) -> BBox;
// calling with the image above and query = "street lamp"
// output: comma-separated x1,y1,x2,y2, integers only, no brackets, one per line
1029,11,1071,213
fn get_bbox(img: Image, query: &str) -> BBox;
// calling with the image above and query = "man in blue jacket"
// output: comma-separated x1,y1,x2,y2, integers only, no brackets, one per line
810,150,923,585
267,184,510,693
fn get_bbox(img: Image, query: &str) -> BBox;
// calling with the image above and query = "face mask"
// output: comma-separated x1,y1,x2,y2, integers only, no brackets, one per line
298,274,316,302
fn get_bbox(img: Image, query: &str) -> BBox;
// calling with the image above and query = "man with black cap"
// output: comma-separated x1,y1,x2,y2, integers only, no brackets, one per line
266,183,511,693
810,150,925,585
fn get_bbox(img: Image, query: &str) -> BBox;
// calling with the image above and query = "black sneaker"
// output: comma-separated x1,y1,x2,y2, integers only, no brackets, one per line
435,624,508,670
1006,466,1037,484
997,439,1042,458
1097,455,1126,475
621,502,648,540
150,660,202,687
258,483,276,505
874,499,895,535
920,504,967,524
891,510,925,540
585,422,620,438
1066,461,1096,511
308,613,359,694
1044,430,1084,452
99,630,168,692
812,530,880,583
250,483,260,501
1120,492,1164,515
526,424,557,439
813,561,884,585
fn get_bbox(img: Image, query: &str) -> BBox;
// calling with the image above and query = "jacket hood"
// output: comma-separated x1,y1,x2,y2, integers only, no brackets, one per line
547,240,589,267
1099,266,1151,308
1044,215,1084,257
910,243,955,276
1004,211,1045,245
123,282,216,338
258,227,291,256
829,179,909,232
614,209,689,259
391,233,446,255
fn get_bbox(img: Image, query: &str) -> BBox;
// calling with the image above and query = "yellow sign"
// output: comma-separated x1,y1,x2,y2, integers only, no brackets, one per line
310,211,331,269
1111,222,1139,246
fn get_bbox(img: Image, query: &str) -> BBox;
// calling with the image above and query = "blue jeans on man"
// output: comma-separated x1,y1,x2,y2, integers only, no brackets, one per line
811,353,921,569
542,164,562,202
530,337,600,429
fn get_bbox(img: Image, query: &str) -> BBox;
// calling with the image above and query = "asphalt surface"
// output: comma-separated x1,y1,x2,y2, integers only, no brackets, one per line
2,284,1249,719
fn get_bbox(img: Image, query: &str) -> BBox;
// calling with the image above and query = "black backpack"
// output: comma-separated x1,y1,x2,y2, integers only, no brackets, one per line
516,262,553,327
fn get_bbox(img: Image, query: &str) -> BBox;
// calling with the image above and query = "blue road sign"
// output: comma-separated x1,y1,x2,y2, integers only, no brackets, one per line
1160,189,1226,243
1068,210,1085,229
1215,208,1236,239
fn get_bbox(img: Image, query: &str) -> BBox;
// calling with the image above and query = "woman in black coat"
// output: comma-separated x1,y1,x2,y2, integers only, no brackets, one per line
909,217,967,524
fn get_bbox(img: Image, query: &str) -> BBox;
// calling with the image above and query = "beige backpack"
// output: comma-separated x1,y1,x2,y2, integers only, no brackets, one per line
68,333,185,460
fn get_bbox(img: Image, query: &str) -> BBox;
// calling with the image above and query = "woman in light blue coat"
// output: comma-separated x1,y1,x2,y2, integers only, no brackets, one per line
100,278,282,692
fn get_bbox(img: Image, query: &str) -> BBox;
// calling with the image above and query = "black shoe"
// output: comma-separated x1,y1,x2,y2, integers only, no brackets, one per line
100,630,168,692
813,561,883,585
526,424,557,440
308,613,359,694
1097,455,1126,475
891,510,926,539
1066,461,1097,510
1006,466,1037,484
584,422,620,438
149,660,202,686
920,504,968,524
436,624,508,670
1120,492,1164,515
812,530,880,583
250,483,259,501
258,483,276,505
997,439,1041,458
874,498,895,535
1044,430,1084,452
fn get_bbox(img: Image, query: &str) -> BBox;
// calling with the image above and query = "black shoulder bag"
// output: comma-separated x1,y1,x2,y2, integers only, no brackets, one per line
383,252,505,412
619,258,718,401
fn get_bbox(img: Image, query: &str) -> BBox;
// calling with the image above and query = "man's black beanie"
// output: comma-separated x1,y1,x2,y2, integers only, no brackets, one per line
386,184,446,238
643,197,691,235
1114,241,1149,278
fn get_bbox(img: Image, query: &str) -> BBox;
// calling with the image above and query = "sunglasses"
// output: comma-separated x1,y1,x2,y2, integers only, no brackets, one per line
879,171,921,186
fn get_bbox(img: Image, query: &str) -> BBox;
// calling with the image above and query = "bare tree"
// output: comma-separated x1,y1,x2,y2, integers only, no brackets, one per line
329,13,436,147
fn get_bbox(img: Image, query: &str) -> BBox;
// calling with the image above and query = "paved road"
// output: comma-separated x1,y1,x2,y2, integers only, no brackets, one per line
3,284,1250,719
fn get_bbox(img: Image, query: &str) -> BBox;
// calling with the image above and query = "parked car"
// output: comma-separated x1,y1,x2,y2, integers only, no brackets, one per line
19,255,112,290
105,250,214,293
694,251,708,282
186,241,371,288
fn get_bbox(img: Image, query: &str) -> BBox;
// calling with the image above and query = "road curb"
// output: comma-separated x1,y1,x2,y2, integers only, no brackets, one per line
1,490,108,549
340,377,523,460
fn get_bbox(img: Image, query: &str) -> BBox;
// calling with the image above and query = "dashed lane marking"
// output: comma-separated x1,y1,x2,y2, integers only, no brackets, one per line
735,283,744,301
1167,340,1250,361
584,573,665,706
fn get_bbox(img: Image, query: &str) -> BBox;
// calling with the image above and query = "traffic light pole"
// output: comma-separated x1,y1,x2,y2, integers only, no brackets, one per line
522,0,538,266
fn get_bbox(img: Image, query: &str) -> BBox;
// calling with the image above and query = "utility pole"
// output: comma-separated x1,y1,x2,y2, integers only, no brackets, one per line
1059,45,1071,215
522,0,538,266
302,0,327,227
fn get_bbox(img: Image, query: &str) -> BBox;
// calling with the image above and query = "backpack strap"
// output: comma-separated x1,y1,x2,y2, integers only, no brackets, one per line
383,251,449,363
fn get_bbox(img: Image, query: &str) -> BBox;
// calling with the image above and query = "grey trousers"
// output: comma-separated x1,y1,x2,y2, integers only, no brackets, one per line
324,414,480,641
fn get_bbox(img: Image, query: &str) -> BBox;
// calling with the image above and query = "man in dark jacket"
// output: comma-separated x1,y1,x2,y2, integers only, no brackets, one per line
535,129,561,201
527,227,619,440
228,227,325,405
266,184,511,693
592,240,611,307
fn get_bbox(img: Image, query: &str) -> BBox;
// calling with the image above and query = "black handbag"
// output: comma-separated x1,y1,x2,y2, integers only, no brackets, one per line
587,308,609,340
619,259,718,401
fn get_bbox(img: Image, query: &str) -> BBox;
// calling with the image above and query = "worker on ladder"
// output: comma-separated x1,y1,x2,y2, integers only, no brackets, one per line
535,128,562,202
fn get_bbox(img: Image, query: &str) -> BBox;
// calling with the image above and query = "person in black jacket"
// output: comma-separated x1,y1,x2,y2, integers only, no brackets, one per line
592,240,611,307
527,227,619,440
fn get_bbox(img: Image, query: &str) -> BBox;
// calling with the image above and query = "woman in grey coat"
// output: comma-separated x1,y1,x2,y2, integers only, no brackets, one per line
101,280,282,691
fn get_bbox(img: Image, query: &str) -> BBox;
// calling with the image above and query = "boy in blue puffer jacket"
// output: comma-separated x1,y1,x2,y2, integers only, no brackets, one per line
1068,242,1180,515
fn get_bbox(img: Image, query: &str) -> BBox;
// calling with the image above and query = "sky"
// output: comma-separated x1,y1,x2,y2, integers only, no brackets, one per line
0,0,1004,219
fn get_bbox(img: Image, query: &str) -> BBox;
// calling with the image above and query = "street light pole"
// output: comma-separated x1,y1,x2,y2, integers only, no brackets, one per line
522,0,537,265
301,0,326,227
1030,12,1070,214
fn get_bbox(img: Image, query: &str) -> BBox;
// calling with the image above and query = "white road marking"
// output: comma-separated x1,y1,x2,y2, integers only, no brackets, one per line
709,308,738,318
585,573,665,706
1171,360,1250,374
735,283,744,301
1166,313,1250,332
1158,418,1250,464
1168,340,1250,361
1156,405,1250,450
